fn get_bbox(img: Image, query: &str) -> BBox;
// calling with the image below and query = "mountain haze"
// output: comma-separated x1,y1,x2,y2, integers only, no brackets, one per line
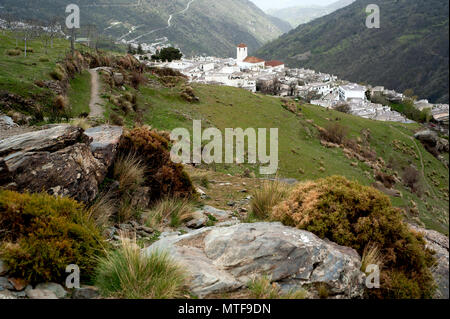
257,0,449,103
0,0,287,57
267,0,355,27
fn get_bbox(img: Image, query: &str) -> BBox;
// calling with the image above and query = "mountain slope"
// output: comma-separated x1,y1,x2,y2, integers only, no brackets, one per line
0,0,286,57
257,0,449,103
267,0,355,27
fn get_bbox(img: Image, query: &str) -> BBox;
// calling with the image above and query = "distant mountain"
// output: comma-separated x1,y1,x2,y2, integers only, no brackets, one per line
0,0,287,57
267,0,355,27
257,0,449,103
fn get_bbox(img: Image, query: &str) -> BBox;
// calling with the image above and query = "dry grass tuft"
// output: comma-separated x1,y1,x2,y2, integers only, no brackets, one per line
250,179,290,220
113,153,146,192
361,243,384,273
143,197,195,228
94,234,187,299
247,276,307,299
70,117,91,130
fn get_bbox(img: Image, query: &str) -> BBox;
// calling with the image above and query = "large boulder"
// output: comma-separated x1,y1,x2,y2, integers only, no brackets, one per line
145,222,365,299
0,125,122,203
409,224,449,299
414,129,449,154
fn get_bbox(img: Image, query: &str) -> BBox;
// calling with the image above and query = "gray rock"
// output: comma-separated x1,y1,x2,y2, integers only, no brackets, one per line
409,224,449,299
0,277,13,291
202,206,231,221
0,115,18,129
414,129,449,154
72,286,100,299
35,283,67,298
0,289,16,299
113,72,124,86
83,125,123,167
0,125,83,157
145,222,365,299
0,125,122,203
0,260,8,276
26,288,58,299
186,211,207,229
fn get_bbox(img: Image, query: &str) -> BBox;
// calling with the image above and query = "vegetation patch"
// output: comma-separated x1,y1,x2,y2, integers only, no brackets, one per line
271,176,436,299
0,190,103,284
94,236,187,299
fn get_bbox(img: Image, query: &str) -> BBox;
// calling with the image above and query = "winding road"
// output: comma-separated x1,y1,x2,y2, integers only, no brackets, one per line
129,0,196,42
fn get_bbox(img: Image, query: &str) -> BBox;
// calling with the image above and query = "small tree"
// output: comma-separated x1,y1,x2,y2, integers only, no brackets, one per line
158,47,182,62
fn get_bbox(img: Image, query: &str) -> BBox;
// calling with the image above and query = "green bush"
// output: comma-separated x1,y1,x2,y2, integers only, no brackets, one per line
271,176,436,299
0,190,104,284
94,236,186,299
118,127,196,203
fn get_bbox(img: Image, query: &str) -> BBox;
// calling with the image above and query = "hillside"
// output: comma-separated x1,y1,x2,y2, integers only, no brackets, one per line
267,0,355,27
0,0,287,57
257,0,449,103
0,32,449,300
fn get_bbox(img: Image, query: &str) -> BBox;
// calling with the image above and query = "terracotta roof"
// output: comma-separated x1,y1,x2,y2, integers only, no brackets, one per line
266,60,284,67
237,43,247,48
243,56,265,63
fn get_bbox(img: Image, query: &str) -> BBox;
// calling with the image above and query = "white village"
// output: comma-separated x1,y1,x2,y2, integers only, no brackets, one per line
137,42,449,128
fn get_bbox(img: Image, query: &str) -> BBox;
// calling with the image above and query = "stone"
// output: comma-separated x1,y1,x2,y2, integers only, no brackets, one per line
0,289,16,299
83,125,123,167
0,125,83,157
26,288,58,299
145,222,365,299
0,276,13,290
0,260,9,276
409,224,449,299
35,283,67,298
414,129,449,154
186,211,207,229
0,125,123,203
0,115,18,129
8,278,28,291
202,206,231,221
72,286,100,299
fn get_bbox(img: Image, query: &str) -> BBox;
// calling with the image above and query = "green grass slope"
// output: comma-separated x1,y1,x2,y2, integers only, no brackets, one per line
106,80,448,234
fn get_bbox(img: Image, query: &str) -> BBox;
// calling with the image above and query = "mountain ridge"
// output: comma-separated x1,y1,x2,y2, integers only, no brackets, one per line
257,0,449,103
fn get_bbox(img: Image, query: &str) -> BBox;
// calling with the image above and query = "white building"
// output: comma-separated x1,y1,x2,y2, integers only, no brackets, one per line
236,43,248,62
339,84,367,101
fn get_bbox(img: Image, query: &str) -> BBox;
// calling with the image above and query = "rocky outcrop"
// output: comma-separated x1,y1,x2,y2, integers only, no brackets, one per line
145,222,365,299
0,124,122,203
409,224,449,299
414,129,449,155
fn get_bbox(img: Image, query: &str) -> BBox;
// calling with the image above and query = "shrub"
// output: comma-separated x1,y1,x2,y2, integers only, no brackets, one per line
6,49,21,56
143,197,194,228
402,166,421,193
271,176,436,299
0,190,103,284
109,113,124,126
130,71,147,89
118,127,196,202
319,123,348,145
94,235,186,299
250,179,290,220
375,171,396,189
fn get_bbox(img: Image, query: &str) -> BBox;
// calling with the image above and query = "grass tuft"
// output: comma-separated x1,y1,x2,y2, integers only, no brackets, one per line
94,234,187,299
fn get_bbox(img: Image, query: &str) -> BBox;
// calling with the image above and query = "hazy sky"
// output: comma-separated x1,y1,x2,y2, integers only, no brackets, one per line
251,0,337,11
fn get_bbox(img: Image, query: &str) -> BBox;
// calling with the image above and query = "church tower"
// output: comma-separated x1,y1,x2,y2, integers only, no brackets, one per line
236,43,248,62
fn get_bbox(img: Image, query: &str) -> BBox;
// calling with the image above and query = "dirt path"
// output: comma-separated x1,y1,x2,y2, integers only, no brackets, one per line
88,69,104,119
